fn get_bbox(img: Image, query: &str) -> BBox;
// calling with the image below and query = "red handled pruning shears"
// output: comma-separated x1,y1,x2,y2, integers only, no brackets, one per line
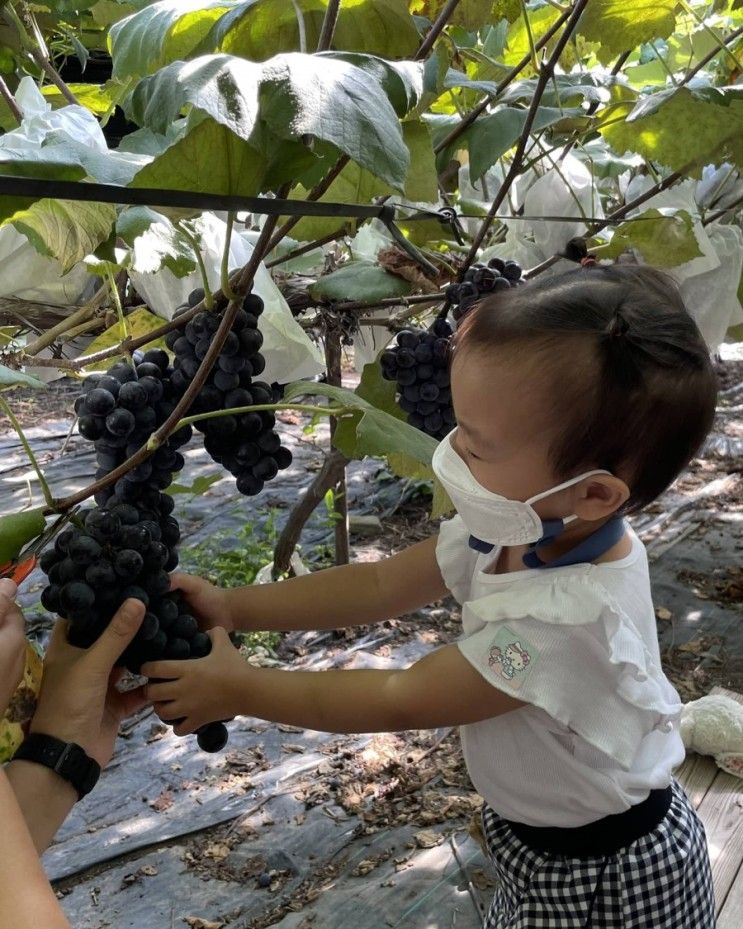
0,511,76,586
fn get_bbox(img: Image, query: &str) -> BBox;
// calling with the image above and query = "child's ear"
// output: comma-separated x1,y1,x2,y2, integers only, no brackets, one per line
575,475,630,520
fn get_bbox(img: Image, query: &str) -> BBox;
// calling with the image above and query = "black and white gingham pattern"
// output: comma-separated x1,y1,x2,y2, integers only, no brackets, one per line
480,778,716,928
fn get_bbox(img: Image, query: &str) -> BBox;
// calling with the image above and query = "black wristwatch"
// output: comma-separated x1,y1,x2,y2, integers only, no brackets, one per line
12,734,101,801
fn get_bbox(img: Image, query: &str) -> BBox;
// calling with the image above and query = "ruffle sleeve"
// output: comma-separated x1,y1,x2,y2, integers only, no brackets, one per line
435,514,480,604
457,575,682,770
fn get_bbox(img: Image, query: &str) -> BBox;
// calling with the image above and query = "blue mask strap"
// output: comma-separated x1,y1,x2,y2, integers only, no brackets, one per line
523,516,625,569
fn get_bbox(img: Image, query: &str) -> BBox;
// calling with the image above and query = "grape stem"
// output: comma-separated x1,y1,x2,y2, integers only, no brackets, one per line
220,212,239,303
0,396,55,509
175,403,349,430
177,221,214,310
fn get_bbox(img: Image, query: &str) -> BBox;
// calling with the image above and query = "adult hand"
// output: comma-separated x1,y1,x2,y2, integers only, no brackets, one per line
0,578,26,717
29,599,149,768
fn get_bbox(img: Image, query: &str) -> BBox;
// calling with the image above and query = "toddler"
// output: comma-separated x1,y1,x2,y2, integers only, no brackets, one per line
144,244,718,928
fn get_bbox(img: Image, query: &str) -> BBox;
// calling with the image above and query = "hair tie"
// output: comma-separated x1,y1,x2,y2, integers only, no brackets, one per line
580,255,597,268
607,311,630,339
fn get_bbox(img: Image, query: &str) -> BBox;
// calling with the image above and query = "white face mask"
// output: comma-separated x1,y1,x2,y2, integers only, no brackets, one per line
431,428,613,548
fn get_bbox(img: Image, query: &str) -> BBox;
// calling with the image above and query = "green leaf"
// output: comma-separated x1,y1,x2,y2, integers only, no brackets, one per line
4,200,117,274
81,307,171,371
490,0,520,24
318,53,424,118
465,106,582,179
130,117,266,196
601,87,743,175
167,473,222,496
402,119,438,202
0,365,46,390
281,161,392,242
213,0,420,61
283,378,438,467
410,0,495,30
0,508,47,565
603,209,703,268
109,0,236,80
127,54,261,137
258,53,409,191
578,0,677,66
309,261,414,303
117,207,198,276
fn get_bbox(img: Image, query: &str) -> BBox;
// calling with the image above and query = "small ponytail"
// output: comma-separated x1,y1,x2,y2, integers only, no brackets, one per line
560,236,598,267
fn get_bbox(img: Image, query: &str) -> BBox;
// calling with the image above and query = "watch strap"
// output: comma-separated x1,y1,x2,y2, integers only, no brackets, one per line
13,733,101,800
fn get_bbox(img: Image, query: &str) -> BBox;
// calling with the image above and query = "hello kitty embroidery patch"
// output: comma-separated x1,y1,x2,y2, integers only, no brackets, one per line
487,626,537,690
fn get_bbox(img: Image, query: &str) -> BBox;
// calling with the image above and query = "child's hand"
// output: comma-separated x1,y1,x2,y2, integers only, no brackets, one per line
168,573,235,634
0,579,27,717
142,628,247,735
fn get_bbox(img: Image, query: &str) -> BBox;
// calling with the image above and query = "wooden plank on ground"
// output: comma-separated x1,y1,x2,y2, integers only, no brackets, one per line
697,687,743,921
673,752,718,807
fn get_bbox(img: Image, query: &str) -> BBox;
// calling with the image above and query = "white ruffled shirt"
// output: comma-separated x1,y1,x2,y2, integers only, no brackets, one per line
437,515,686,827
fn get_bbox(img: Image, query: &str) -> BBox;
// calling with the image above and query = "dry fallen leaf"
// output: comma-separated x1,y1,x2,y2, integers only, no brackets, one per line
414,829,443,848
149,790,174,812
655,607,672,621
183,918,225,929
204,843,231,861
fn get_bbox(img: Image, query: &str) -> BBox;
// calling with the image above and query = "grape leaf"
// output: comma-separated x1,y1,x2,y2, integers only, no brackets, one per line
601,87,743,175
0,365,46,390
211,0,420,61
402,119,438,202
81,308,172,372
258,53,409,191
166,473,223,496
465,106,583,179
317,53,424,118
332,361,453,516
127,54,261,138
117,207,198,277
601,209,703,268
130,118,266,197
309,261,414,303
578,0,677,66
409,1,495,30
280,161,392,242
110,0,235,80
283,378,438,468
5,200,117,274
0,508,47,565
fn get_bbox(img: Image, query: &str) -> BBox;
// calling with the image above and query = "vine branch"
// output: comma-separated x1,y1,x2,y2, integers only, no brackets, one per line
317,0,341,52
462,0,591,271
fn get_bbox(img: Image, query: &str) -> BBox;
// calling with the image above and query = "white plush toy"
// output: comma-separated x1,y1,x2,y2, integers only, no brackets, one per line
680,695,743,779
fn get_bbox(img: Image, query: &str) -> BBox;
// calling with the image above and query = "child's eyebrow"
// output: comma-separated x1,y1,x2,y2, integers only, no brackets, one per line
457,418,493,447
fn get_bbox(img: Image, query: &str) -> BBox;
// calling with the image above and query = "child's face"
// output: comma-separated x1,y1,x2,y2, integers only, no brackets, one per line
448,348,574,517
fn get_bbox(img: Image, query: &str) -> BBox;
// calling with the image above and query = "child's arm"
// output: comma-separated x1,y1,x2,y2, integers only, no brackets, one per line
175,534,450,634
143,630,527,736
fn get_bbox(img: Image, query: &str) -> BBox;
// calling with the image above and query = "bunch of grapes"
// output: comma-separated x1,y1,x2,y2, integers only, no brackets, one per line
41,350,229,752
444,257,524,321
380,318,455,440
166,290,292,496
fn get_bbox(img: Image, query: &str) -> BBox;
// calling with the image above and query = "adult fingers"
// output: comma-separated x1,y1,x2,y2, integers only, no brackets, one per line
87,599,145,672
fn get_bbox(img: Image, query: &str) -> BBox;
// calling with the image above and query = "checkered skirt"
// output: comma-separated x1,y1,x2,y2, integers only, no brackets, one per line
480,778,716,928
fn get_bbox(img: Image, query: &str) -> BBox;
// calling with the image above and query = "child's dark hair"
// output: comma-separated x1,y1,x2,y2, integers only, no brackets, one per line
451,239,718,515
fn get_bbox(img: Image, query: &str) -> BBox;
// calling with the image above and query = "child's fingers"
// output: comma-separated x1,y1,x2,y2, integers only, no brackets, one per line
140,660,182,679
172,719,195,737
146,680,179,702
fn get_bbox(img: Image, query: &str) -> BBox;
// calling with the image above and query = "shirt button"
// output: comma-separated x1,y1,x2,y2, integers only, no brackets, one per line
634,669,649,682
658,720,674,733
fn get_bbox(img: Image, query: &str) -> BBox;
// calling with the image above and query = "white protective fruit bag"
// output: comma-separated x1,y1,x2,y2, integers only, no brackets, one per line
129,213,325,385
